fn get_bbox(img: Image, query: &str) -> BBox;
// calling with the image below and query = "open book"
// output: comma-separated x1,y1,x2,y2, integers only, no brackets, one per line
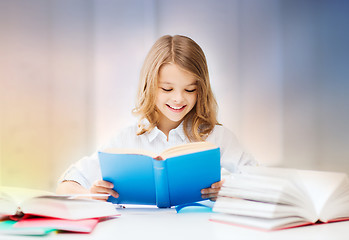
0,187,119,220
211,166,349,230
99,141,221,208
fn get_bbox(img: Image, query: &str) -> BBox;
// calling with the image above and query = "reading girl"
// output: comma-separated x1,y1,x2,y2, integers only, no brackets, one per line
57,35,257,201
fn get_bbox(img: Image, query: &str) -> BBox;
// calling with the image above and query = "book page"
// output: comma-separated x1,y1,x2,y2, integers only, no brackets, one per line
221,174,307,206
238,166,320,220
239,167,314,204
160,141,217,159
214,197,308,219
211,213,309,231
101,142,218,160
101,148,156,158
0,187,54,205
296,170,347,217
0,187,54,216
21,197,118,220
241,166,348,217
0,191,18,216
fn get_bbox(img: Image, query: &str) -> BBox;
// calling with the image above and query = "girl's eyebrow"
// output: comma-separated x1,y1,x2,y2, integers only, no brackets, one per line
159,81,197,86
158,81,172,85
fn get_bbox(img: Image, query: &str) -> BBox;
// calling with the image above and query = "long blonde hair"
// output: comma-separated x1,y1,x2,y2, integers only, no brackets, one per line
133,35,219,141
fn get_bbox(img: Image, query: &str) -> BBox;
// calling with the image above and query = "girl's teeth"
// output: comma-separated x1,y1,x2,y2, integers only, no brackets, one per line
169,105,183,110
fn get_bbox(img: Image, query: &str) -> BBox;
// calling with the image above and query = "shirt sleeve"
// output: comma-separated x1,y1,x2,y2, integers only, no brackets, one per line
57,125,137,189
58,133,121,189
57,152,101,189
207,125,258,173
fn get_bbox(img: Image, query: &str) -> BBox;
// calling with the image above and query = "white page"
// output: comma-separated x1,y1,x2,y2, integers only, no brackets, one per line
0,187,53,205
211,213,308,230
297,170,347,216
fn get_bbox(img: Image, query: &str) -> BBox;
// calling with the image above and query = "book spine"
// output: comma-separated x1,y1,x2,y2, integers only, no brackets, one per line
153,159,170,208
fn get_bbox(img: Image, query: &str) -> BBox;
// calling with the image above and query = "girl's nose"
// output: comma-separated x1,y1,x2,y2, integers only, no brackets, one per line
172,91,184,103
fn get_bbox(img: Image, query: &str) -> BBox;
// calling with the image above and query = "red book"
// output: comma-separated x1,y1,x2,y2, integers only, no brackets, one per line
14,217,100,233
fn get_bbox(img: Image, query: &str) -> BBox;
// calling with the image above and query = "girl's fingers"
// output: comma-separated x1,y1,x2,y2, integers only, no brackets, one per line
201,179,225,195
93,186,115,195
201,193,218,201
211,179,225,189
201,187,220,194
210,197,218,202
201,181,223,200
91,195,109,201
94,180,114,189
90,183,119,198
109,190,119,198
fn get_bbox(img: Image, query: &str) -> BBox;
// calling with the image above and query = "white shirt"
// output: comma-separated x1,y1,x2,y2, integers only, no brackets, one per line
59,123,257,189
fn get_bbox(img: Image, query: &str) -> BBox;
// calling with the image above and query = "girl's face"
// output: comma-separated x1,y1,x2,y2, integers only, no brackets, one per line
156,63,198,132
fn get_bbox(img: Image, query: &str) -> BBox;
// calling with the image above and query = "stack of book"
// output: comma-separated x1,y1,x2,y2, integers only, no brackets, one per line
0,187,119,236
211,166,349,230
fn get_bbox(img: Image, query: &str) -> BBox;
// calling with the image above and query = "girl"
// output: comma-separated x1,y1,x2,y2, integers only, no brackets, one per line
57,35,256,201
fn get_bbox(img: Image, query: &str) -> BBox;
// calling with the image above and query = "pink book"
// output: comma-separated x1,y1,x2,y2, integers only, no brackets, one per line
14,218,100,233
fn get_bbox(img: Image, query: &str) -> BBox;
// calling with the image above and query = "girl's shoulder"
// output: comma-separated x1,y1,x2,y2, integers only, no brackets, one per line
115,123,139,136
113,123,142,143
207,124,238,143
211,124,234,135
101,123,139,149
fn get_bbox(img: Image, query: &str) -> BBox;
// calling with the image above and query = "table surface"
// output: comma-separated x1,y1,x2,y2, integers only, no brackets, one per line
2,207,349,240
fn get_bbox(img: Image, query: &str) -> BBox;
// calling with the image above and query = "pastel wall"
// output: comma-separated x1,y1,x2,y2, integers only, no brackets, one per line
0,0,348,190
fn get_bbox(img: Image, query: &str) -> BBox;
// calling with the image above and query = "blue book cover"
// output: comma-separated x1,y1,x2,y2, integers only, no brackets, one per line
99,142,221,208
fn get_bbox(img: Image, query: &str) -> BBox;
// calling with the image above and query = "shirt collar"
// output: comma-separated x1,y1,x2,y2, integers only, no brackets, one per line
146,126,162,143
171,122,186,141
146,121,187,143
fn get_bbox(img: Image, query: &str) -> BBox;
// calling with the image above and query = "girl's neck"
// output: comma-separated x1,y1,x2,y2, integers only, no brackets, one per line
157,119,182,140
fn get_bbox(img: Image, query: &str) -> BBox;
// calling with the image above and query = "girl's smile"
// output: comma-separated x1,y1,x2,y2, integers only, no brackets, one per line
166,104,187,112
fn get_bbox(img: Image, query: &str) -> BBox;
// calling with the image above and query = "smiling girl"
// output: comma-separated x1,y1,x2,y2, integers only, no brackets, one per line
57,35,257,201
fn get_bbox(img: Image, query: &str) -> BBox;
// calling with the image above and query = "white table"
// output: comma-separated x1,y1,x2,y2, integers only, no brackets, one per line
2,208,349,240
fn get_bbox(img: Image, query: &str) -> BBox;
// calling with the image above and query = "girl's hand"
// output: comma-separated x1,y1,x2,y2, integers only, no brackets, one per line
201,179,225,201
90,180,119,201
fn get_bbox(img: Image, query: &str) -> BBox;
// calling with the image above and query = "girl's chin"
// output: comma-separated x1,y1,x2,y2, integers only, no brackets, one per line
161,112,186,124
164,115,185,123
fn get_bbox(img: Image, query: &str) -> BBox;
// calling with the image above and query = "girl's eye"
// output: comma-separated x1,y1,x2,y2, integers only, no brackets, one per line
161,88,172,92
185,89,197,93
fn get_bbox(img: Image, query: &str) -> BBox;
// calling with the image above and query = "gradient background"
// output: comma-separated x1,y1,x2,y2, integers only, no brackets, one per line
0,0,348,191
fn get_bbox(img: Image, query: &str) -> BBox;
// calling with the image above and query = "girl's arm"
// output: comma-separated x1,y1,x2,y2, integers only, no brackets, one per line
56,180,119,201
56,180,90,195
